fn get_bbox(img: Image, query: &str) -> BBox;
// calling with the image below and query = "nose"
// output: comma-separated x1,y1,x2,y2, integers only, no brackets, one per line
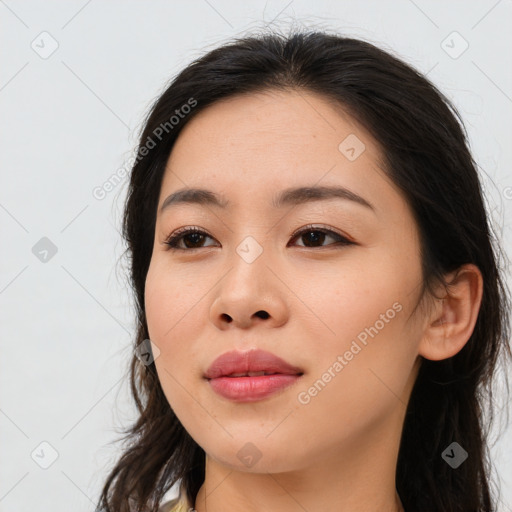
208,252,288,330
220,309,271,328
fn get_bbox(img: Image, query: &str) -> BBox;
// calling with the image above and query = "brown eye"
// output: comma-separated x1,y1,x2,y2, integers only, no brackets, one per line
288,225,354,248
164,228,217,250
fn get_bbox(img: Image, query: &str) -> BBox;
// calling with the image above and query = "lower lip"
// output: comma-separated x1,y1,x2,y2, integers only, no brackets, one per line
207,374,302,402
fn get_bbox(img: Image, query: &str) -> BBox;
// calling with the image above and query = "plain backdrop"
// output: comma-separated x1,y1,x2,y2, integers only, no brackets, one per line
1,1,511,510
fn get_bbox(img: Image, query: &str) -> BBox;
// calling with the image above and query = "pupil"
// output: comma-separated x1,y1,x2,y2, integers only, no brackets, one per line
303,231,324,247
185,233,203,248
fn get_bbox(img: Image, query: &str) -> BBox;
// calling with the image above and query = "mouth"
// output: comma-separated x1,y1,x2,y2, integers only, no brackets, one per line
218,371,302,378
204,348,304,380
204,349,304,402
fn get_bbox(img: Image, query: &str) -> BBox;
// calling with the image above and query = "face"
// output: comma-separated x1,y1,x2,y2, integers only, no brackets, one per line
144,89,427,473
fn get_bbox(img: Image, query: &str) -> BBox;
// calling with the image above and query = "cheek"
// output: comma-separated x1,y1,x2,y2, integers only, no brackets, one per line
145,261,196,342
144,259,211,385
293,298,414,447
145,264,192,386
302,255,403,346
295,252,419,403
144,265,199,419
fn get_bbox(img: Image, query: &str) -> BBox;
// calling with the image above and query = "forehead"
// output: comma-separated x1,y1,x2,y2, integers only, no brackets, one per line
158,89,400,214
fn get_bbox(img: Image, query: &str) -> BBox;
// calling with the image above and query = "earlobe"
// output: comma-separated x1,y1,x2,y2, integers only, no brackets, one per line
418,264,483,361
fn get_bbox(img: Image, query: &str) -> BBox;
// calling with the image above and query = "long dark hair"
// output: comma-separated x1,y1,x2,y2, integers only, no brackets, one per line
96,28,511,512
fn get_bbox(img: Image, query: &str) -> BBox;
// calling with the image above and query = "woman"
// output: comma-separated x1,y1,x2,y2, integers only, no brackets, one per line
96,29,511,512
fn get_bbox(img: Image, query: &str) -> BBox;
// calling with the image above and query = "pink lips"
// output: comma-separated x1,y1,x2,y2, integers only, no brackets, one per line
204,349,304,402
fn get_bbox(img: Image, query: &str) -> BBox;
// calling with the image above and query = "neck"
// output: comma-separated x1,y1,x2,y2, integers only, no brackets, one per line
193,415,405,512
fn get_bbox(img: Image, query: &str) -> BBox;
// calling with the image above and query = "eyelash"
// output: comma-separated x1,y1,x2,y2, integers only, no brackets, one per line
163,224,354,251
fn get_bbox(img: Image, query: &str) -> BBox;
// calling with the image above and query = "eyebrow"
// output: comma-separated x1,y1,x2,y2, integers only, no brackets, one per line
159,185,376,214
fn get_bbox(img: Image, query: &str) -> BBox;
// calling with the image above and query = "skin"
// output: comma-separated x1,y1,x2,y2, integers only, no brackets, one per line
144,89,483,512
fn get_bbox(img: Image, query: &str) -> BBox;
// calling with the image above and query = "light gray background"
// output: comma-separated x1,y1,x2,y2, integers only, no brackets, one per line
1,1,511,510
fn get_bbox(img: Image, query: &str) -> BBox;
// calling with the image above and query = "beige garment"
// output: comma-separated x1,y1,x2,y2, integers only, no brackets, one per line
158,493,192,512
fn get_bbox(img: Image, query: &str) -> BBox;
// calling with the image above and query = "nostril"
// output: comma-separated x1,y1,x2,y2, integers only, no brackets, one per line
256,311,269,319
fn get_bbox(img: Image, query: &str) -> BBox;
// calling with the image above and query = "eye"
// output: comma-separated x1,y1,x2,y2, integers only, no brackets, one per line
163,227,217,251
288,224,354,248
163,224,354,251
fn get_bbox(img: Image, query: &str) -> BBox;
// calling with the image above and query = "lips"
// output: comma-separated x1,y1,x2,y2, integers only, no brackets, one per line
204,349,304,380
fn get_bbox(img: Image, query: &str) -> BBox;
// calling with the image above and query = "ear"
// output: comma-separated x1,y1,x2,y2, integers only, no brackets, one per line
419,263,483,361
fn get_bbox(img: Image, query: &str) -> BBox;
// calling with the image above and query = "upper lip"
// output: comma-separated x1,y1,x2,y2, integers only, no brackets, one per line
204,349,304,379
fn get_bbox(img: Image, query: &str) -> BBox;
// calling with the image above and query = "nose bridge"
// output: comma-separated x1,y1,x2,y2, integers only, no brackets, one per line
215,205,286,290
225,231,270,292
227,208,274,266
